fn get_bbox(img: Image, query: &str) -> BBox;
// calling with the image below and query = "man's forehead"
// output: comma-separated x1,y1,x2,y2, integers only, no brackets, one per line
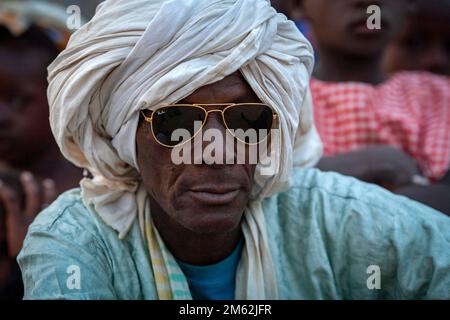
180,72,259,103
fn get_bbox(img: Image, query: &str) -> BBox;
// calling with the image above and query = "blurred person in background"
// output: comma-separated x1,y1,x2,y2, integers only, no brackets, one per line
0,0,83,299
275,0,450,215
383,0,450,77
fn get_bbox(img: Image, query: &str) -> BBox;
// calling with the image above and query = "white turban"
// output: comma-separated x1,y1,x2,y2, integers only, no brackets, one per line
47,0,322,299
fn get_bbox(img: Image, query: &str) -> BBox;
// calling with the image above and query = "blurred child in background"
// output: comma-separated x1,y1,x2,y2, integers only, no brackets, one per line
278,0,450,214
383,0,450,76
0,1,83,299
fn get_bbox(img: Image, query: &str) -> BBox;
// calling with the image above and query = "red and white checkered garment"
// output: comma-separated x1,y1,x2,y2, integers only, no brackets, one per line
311,71,450,181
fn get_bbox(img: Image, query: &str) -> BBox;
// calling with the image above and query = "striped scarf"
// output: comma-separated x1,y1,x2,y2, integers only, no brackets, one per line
143,210,192,300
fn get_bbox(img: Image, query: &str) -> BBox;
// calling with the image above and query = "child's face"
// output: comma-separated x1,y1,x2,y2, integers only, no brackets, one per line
383,0,450,76
302,0,409,57
0,48,54,166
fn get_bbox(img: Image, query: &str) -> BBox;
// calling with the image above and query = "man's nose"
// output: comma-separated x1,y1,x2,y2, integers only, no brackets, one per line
198,111,234,166
202,111,225,131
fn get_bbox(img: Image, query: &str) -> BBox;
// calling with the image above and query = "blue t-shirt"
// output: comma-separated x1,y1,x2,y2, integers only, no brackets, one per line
176,240,244,300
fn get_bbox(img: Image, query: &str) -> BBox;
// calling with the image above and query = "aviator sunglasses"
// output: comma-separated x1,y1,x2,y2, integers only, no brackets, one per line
140,103,278,147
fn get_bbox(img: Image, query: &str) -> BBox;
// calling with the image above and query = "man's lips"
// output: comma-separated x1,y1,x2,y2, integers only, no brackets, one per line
187,185,241,205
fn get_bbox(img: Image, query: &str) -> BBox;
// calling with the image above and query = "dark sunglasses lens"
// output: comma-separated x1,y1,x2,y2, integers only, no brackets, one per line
224,104,274,143
152,106,205,146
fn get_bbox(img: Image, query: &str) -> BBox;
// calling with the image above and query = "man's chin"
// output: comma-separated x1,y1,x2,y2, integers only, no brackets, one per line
178,206,244,235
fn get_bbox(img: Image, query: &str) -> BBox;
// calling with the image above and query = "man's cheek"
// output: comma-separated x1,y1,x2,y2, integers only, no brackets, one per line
147,164,175,201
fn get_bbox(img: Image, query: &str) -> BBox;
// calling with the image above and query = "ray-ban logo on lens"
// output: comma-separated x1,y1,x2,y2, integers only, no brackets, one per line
367,265,381,290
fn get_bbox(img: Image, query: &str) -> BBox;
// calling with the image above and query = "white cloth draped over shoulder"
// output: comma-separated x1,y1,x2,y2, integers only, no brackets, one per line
47,0,323,299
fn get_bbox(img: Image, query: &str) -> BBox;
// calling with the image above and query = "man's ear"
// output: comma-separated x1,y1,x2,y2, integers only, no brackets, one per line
286,0,308,21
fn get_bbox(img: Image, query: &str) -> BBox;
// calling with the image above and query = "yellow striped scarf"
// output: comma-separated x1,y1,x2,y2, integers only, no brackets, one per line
144,210,192,300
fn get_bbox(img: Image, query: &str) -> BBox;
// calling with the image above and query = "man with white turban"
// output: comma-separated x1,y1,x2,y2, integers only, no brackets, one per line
18,0,450,299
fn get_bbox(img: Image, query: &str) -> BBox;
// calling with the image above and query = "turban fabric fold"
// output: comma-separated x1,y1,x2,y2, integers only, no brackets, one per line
47,0,322,299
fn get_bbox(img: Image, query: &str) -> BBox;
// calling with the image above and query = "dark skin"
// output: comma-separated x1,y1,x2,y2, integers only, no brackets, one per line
383,0,450,76
0,46,83,295
136,72,258,265
280,0,450,214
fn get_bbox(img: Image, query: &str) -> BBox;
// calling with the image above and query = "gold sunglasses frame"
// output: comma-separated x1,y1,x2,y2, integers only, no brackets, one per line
140,103,278,148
